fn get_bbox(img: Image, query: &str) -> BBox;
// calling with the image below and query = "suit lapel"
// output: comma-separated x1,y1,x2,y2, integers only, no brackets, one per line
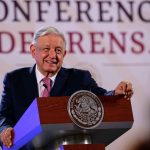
50,68,69,96
29,65,39,97
28,66,68,97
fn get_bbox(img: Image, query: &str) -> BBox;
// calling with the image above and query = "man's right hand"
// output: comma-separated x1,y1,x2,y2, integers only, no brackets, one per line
0,127,14,148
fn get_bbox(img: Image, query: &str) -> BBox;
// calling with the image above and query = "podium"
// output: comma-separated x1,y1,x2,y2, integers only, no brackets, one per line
3,96,133,150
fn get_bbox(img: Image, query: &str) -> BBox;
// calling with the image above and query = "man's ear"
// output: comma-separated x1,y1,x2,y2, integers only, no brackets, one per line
30,44,36,58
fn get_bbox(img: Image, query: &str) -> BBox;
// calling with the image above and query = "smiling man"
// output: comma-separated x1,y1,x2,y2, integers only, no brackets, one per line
0,26,133,149
30,29,66,77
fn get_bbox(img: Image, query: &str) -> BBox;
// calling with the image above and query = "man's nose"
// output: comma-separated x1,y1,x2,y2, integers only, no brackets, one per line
48,49,56,57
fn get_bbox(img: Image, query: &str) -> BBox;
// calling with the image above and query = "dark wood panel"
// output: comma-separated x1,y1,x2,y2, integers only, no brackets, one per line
63,144,105,150
37,95,133,124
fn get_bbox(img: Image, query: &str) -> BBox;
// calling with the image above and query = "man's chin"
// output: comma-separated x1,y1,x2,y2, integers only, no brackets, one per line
45,68,58,74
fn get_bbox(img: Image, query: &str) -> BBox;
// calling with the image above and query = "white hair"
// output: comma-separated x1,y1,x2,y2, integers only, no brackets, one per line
32,26,66,48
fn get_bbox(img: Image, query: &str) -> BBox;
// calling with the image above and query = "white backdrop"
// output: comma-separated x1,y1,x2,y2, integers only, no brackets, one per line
0,0,150,149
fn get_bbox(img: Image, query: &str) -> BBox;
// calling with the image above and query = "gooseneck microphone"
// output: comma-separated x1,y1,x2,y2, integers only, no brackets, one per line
43,84,48,89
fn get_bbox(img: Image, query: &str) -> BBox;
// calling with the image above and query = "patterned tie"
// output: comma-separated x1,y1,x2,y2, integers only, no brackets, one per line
42,77,51,97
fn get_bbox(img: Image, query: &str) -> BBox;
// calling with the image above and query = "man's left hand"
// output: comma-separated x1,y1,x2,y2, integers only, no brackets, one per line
114,81,133,100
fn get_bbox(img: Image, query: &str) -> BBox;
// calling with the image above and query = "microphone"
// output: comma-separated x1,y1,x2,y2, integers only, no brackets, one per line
43,84,48,89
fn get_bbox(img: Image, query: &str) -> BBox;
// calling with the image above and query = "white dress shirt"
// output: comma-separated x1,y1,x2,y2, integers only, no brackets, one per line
35,65,57,97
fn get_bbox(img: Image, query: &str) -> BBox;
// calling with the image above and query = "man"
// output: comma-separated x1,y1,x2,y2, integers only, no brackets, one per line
0,26,133,149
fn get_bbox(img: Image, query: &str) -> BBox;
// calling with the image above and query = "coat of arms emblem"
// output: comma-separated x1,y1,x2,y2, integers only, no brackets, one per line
67,90,104,129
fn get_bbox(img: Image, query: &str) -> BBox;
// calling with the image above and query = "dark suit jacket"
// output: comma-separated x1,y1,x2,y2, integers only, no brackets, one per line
0,65,107,148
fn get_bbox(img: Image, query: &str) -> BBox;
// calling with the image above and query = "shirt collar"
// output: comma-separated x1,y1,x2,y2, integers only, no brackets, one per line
35,65,57,84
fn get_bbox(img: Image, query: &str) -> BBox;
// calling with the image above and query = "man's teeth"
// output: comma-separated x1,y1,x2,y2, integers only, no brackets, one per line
46,60,57,64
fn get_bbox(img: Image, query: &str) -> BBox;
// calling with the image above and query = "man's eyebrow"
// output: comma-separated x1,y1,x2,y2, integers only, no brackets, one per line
56,46,62,48
38,44,50,48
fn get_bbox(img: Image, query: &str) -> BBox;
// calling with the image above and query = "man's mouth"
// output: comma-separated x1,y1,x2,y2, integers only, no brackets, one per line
45,60,57,64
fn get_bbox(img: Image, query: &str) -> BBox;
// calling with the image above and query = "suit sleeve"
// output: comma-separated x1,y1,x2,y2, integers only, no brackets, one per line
82,71,109,95
0,73,13,133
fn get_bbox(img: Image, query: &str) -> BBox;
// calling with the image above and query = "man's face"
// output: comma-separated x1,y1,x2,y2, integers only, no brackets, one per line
30,34,66,76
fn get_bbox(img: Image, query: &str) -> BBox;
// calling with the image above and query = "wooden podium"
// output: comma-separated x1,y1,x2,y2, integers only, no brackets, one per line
3,96,133,150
